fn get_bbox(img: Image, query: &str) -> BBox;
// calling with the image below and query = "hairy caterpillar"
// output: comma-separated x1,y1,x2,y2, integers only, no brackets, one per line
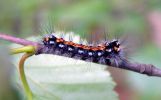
0,30,160,76
35,32,126,67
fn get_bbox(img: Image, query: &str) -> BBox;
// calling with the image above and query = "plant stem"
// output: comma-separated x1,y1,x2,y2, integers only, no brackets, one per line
19,53,34,100
1,33,161,77
11,46,36,54
0,33,39,46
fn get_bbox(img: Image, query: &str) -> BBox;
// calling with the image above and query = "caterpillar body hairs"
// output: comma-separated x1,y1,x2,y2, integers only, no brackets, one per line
36,32,125,67
35,32,161,77
0,31,161,77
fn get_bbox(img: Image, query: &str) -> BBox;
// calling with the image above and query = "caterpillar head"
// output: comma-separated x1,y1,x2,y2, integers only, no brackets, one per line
105,39,120,54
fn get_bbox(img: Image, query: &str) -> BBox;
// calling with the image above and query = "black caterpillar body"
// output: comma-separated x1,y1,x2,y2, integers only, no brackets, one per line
36,33,123,66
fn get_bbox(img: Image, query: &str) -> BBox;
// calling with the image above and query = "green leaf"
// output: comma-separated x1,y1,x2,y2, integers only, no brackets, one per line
11,36,118,100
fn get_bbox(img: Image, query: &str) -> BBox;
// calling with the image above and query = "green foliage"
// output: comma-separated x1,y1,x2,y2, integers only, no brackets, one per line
10,36,118,100
128,45,161,100
1,0,161,99
0,0,160,37
12,52,118,100
0,47,21,100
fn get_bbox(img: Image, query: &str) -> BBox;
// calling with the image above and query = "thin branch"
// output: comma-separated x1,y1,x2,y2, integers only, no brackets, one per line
1,33,161,77
0,33,40,46
110,60,161,77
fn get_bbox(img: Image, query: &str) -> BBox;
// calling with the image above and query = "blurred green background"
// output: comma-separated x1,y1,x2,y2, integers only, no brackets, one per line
0,0,161,100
